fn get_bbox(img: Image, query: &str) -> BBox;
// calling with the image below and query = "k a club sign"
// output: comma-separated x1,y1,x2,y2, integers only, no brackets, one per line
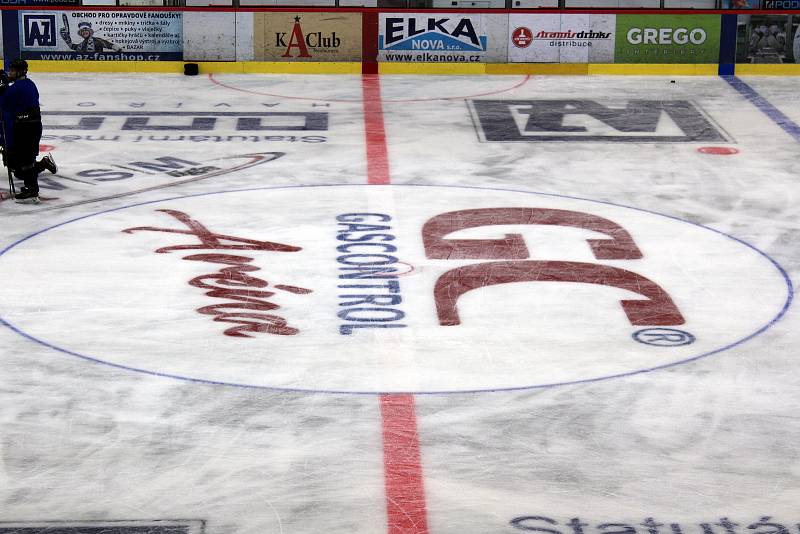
0,185,790,394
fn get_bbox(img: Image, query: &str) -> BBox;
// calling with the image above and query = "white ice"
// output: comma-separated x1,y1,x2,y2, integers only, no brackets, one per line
0,73,798,534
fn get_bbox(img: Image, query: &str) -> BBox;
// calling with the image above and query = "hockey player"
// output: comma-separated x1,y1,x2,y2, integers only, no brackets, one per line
0,59,57,204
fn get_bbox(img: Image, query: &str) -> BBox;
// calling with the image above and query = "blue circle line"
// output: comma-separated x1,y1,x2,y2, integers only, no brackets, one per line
0,183,794,396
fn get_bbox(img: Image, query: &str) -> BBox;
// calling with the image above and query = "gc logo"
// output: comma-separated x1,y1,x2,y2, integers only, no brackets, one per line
423,208,685,328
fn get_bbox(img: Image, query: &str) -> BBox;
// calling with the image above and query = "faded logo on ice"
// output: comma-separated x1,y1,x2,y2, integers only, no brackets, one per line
43,111,328,132
470,99,729,142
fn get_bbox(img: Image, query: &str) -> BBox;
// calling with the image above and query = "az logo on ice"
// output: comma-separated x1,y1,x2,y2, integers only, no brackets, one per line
382,17,487,51
23,14,57,48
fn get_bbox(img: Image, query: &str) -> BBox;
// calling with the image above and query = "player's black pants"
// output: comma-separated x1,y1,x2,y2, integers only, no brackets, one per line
6,119,44,195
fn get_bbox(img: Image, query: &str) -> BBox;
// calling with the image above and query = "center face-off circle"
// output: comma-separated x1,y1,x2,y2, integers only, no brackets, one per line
0,185,790,394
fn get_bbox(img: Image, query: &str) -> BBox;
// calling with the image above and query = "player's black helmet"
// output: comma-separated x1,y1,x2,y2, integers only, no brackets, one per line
9,59,28,73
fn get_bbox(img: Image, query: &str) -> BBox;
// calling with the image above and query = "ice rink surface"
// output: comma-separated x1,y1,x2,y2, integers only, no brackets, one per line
0,73,798,534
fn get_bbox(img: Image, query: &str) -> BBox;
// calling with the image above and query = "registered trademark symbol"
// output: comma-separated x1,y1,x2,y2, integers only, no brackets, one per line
632,328,696,347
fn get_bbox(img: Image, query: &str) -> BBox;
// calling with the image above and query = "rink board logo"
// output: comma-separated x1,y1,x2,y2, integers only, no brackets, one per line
253,13,362,61
0,186,789,393
23,14,57,47
42,111,329,131
380,15,488,52
469,99,728,142
614,15,720,64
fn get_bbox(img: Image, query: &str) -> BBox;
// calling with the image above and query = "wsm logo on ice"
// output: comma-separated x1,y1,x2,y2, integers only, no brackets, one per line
380,16,487,52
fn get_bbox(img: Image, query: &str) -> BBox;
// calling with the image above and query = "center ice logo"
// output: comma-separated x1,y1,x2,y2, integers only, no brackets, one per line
123,206,684,340
422,208,683,329
0,185,789,394
381,17,487,52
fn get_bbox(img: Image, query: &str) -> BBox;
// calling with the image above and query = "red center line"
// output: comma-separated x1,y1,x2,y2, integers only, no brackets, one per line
362,73,429,534
207,72,531,104
380,394,430,534
362,74,391,185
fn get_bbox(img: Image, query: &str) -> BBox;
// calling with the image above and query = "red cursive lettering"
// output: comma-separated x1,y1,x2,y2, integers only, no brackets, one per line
123,209,301,254
123,210,311,338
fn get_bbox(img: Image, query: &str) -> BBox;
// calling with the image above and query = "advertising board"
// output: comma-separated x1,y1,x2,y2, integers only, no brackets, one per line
378,13,507,63
614,15,720,64
509,14,615,63
253,13,361,62
19,10,182,61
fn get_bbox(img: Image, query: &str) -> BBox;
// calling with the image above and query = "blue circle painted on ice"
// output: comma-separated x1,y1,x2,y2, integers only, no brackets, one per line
0,184,794,395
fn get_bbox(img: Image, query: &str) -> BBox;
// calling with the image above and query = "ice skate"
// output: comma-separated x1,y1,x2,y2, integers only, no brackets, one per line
41,152,57,174
14,187,40,204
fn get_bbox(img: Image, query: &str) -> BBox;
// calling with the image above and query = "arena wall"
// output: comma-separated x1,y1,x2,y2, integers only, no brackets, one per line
0,7,798,74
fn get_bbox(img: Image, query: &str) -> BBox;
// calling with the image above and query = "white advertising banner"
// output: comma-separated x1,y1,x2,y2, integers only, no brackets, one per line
379,13,507,63
19,10,183,61
509,14,616,64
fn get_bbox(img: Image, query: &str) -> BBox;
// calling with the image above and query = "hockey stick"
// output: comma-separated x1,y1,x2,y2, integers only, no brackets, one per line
0,118,15,198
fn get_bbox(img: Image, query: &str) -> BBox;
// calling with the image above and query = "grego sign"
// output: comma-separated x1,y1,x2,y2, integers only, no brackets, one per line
626,27,707,45
615,15,720,63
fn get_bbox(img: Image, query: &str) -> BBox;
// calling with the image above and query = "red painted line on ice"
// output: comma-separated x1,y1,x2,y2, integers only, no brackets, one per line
362,74,429,534
698,146,740,155
380,394,429,534
362,74,391,186
207,73,531,104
